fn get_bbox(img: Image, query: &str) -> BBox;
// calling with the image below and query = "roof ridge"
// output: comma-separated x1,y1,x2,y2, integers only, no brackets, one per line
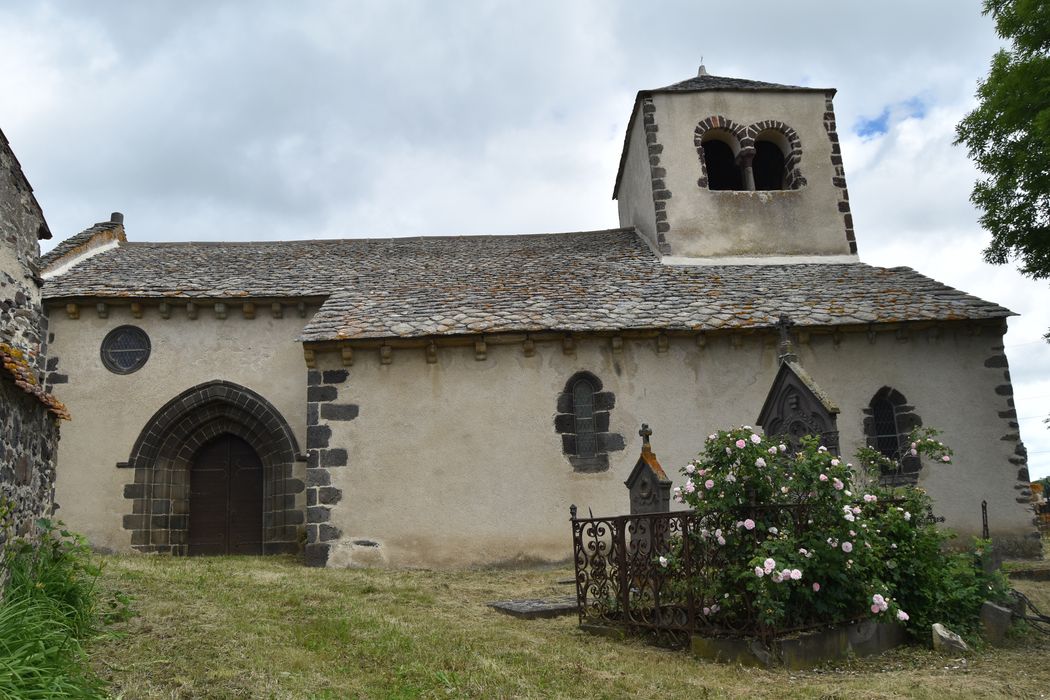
39,220,123,267
114,227,639,247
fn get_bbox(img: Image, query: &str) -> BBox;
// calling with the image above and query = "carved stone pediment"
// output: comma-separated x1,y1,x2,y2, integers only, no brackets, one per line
757,360,840,454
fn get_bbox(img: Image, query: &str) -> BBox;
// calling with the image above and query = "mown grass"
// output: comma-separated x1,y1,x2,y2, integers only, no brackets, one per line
93,555,1050,699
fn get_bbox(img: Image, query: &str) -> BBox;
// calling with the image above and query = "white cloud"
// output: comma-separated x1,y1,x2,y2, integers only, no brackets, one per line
3,1,1048,474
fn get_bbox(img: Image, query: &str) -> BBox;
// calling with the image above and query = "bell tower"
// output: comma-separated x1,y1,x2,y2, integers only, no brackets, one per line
613,67,858,263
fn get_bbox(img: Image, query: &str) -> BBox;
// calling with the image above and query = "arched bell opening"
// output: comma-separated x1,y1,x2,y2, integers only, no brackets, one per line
700,131,745,191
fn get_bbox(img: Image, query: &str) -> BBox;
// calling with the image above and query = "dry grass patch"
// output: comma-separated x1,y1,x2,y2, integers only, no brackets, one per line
92,555,1050,699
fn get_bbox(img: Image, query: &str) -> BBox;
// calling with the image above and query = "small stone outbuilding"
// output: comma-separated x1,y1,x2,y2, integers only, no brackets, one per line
0,129,66,557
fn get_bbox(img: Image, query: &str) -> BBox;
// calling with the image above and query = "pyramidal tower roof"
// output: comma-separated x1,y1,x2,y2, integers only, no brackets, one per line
647,65,832,96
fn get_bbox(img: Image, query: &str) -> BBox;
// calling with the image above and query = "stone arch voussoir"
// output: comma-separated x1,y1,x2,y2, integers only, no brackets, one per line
746,120,805,189
120,380,303,555
693,116,748,188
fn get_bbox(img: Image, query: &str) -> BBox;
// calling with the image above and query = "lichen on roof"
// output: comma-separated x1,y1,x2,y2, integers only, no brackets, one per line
0,344,70,420
40,228,1013,344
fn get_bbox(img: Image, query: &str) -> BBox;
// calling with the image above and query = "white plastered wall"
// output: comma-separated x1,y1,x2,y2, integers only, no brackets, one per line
615,103,660,251
320,324,1033,569
47,302,313,552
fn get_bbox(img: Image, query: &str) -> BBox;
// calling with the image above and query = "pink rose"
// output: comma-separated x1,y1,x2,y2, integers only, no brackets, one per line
705,479,715,489
735,439,746,449
755,457,767,468
819,474,829,482
790,569,802,580
832,478,844,491
897,610,909,621
812,582,820,592
754,566,764,577
750,434,761,444
842,541,853,553
743,519,755,530
942,455,951,463
871,604,881,614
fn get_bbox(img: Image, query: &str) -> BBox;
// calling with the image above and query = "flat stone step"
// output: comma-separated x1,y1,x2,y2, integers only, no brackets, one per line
487,596,578,620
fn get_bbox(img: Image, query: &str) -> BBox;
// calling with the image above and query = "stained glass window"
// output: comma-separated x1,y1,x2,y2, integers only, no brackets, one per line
573,377,597,458
100,325,151,374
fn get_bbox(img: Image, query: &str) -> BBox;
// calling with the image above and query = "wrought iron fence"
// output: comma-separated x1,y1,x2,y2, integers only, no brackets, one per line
571,509,701,648
570,502,908,648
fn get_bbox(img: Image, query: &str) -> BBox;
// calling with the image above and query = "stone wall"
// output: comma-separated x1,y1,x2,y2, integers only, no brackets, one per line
0,128,62,562
0,376,60,538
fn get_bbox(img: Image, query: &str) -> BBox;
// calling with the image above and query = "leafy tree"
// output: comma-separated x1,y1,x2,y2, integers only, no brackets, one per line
955,0,1050,316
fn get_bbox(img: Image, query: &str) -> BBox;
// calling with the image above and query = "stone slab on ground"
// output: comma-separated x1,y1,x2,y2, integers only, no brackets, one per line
488,597,578,619
690,620,906,669
1007,566,1050,582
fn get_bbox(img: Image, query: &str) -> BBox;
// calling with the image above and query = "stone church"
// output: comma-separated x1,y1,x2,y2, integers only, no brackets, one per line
19,69,1039,567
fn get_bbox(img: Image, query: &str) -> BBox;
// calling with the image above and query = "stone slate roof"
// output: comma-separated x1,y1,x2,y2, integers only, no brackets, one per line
39,220,122,268
651,74,828,95
38,228,1009,341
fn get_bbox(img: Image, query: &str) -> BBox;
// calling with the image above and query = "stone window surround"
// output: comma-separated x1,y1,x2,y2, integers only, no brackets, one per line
554,370,625,473
694,116,805,192
118,380,304,555
862,386,923,486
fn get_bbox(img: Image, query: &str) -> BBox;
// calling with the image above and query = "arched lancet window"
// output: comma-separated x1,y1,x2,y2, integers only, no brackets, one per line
572,377,597,458
871,395,902,460
554,371,625,472
863,387,923,486
701,131,744,191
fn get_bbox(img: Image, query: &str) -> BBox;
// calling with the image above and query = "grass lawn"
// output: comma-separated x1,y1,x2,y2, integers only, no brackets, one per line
92,554,1050,699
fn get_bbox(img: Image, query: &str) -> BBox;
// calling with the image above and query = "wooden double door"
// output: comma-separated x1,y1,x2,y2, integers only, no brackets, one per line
188,434,263,555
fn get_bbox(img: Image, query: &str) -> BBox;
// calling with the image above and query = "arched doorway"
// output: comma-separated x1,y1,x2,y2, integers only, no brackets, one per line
189,434,264,555
119,380,303,555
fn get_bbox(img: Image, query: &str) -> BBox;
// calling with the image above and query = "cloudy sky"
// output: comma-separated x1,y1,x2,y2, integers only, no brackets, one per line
2,1,1048,477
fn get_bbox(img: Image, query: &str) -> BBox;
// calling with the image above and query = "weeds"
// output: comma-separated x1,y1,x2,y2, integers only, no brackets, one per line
0,515,131,699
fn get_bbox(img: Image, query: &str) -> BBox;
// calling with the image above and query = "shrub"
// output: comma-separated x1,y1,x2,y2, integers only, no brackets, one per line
665,427,1006,642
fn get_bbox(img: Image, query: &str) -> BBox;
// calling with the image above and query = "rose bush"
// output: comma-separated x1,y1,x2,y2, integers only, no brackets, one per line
661,426,1007,641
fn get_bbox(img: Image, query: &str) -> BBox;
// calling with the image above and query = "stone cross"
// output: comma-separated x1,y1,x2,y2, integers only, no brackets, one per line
639,423,652,446
775,314,798,362
775,314,795,343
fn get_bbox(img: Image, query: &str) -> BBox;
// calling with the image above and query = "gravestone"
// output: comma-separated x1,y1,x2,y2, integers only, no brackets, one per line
624,424,672,515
